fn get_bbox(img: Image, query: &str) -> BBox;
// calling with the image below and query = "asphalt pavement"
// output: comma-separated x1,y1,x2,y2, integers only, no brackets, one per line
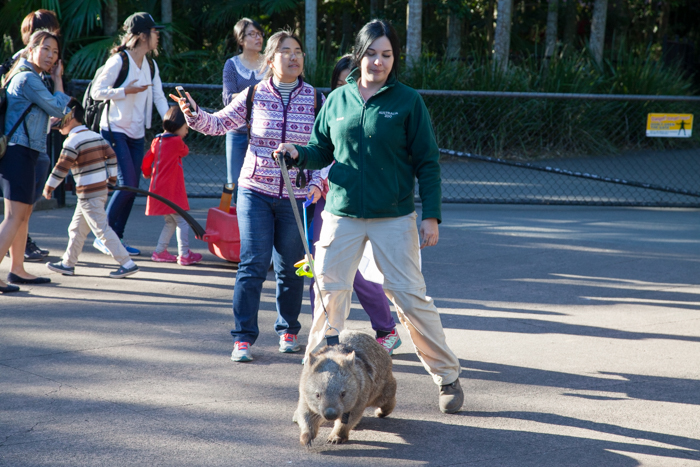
1,198,699,466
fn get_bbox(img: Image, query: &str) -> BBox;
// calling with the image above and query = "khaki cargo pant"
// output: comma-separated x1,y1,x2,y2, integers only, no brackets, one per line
305,211,461,387
62,195,131,268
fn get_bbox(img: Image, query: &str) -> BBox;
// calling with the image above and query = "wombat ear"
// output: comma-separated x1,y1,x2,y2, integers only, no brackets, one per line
345,351,356,366
307,352,317,366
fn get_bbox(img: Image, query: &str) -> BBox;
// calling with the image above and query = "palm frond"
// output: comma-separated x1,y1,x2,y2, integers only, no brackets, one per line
261,0,298,15
65,36,113,79
60,0,104,41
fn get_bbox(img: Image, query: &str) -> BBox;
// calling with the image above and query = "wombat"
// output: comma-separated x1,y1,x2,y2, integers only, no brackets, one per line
295,330,397,447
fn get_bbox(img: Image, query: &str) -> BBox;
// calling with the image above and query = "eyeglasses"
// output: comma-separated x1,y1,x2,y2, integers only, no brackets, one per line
245,32,264,39
276,51,305,59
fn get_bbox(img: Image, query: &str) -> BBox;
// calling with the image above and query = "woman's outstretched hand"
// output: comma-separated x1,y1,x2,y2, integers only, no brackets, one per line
419,218,439,249
168,91,197,117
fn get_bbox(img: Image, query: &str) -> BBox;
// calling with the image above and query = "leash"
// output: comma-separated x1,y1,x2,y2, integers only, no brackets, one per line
107,184,206,239
275,151,340,346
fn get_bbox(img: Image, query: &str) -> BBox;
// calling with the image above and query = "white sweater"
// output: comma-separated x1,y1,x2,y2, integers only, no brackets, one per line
90,51,169,139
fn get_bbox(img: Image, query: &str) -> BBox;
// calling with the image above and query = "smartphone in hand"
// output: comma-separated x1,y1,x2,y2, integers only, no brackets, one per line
176,86,186,99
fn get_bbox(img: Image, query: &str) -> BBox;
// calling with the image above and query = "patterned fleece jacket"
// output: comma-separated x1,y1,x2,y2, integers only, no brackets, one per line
45,125,118,199
185,77,322,199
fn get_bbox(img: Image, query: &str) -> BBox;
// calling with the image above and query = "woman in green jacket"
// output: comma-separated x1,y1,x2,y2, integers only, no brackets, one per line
276,20,463,414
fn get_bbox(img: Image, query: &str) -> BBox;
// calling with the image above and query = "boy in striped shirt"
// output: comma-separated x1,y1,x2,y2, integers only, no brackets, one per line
43,99,139,279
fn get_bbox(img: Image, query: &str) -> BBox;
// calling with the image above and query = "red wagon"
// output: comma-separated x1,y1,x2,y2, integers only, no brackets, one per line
202,204,240,263
201,184,240,263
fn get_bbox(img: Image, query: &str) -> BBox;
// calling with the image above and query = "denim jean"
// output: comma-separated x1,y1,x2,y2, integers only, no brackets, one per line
231,187,305,345
32,152,51,204
225,130,248,204
101,130,145,239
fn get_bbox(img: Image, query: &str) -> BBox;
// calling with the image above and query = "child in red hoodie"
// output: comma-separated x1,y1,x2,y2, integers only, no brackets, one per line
142,106,202,266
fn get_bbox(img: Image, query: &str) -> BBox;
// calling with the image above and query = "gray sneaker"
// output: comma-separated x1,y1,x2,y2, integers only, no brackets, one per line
231,341,253,362
439,379,464,414
47,261,75,276
279,333,301,353
109,264,139,279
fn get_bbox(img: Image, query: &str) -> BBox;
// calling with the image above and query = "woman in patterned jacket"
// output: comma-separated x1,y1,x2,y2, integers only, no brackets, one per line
172,30,322,363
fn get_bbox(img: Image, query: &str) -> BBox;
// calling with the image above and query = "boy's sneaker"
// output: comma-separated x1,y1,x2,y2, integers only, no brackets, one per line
151,250,177,263
109,264,139,279
376,328,402,355
178,251,202,266
231,341,253,362
279,333,301,353
26,236,49,259
121,240,140,256
93,238,110,255
47,261,75,276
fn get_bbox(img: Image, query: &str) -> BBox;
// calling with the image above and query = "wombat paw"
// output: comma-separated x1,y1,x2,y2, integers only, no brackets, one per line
300,432,313,448
327,434,348,445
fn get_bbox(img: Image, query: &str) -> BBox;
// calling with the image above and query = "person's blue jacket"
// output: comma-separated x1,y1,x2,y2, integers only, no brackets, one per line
4,58,70,153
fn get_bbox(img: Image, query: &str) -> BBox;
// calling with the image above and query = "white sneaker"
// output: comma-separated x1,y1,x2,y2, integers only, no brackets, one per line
279,333,301,353
231,341,253,362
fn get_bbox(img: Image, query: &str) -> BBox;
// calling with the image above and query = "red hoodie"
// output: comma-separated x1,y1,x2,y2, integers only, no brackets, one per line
142,133,189,215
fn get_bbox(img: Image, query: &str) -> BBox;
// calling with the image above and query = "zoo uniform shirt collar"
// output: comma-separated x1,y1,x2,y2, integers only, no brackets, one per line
346,68,397,104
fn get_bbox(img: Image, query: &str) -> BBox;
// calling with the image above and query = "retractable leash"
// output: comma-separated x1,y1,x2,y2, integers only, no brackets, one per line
274,151,340,347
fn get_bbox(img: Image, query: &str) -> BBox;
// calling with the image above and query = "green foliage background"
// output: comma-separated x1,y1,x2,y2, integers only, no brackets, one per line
1,0,698,94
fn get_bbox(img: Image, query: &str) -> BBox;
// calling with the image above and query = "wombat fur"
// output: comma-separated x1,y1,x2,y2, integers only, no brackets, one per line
295,330,397,446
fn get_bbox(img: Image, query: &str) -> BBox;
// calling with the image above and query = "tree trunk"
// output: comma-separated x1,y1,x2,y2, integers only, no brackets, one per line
103,0,118,36
563,0,576,50
544,0,558,59
161,0,173,55
485,0,495,54
446,12,461,60
305,0,317,73
589,0,608,68
493,0,513,72
370,0,378,19
406,0,422,69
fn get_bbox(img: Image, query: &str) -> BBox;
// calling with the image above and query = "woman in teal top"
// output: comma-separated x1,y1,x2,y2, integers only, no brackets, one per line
276,20,463,415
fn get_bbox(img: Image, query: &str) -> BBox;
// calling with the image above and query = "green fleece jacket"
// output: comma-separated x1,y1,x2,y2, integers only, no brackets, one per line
295,69,442,223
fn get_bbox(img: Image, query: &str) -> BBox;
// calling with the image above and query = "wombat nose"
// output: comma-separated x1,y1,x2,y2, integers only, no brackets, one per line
323,408,339,420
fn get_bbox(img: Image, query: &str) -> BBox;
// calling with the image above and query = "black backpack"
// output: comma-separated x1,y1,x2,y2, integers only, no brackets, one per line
82,51,156,136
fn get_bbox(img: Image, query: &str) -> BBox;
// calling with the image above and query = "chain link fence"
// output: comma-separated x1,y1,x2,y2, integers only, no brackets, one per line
73,81,700,207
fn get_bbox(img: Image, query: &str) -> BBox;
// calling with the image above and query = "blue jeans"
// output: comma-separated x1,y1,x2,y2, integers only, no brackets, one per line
231,187,306,344
101,130,145,239
225,130,248,204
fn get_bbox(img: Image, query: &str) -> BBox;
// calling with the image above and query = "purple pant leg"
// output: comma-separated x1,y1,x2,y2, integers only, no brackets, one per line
309,197,396,333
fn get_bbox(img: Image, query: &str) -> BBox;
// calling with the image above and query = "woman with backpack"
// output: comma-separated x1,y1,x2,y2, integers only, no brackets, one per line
171,30,323,363
90,12,169,257
222,17,267,204
0,29,71,293
0,9,61,263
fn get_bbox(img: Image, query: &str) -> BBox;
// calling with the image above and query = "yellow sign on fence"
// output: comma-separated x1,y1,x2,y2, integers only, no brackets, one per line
646,113,693,138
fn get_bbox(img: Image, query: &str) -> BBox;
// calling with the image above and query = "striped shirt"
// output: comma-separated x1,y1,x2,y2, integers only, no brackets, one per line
273,77,299,106
45,125,118,199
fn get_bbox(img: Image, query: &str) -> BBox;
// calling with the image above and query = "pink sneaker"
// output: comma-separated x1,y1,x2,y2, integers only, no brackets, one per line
178,251,202,266
151,250,177,263
376,328,402,355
